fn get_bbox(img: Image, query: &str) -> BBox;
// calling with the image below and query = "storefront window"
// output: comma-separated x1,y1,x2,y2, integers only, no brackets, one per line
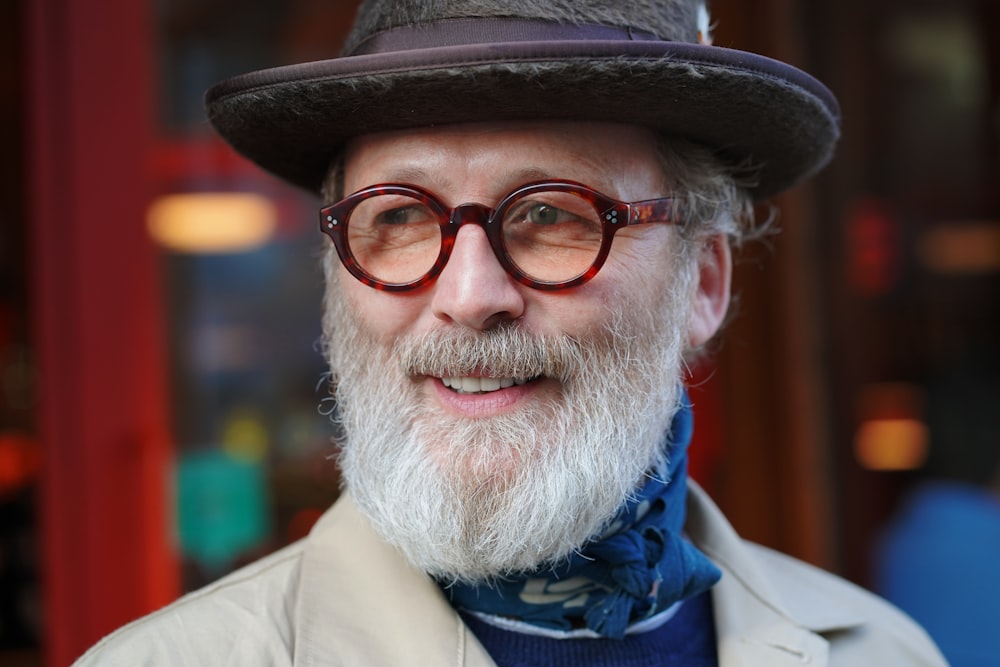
152,0,359,589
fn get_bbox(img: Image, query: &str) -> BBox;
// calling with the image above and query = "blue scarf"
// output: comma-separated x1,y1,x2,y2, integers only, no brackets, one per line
440,394,721,639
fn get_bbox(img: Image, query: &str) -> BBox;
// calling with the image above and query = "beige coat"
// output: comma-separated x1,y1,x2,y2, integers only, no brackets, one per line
75,483,947,666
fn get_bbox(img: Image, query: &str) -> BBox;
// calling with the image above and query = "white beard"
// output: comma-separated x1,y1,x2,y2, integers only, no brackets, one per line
323,264,694,583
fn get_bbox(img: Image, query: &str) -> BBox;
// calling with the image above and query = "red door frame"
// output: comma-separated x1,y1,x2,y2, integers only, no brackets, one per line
25,1,179,664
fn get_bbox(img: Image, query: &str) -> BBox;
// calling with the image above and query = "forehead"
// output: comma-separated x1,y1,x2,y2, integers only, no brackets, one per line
340,121,669,200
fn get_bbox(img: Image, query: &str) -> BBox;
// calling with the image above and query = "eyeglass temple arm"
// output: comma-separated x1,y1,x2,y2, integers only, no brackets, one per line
627,197,680,226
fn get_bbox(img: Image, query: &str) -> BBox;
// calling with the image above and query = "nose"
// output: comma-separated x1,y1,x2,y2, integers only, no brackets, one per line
430,222,525,330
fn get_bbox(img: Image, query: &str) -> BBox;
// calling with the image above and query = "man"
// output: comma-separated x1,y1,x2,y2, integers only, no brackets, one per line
76,0,947,665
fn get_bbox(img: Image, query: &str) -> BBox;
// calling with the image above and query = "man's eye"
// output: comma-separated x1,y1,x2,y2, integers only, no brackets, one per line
526,204,568,225
376,206,423,225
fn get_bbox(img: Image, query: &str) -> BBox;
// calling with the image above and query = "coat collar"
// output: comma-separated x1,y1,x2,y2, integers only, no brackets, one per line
294,485,865,666
294,493,494,666
686,481,865,666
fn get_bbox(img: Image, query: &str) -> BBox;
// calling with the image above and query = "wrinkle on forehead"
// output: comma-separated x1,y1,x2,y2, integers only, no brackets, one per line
341,121,669,203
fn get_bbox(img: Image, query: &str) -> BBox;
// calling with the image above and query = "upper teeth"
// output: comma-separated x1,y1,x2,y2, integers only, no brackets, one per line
442,376,532,394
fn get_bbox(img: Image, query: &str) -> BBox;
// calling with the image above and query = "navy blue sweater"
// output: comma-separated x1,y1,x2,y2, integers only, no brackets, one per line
460,590,718,667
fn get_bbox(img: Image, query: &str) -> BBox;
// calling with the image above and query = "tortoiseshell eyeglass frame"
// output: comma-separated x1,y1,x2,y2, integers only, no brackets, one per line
319,179,680,292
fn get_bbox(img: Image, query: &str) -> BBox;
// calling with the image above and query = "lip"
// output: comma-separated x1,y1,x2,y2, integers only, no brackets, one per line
429,375,545,417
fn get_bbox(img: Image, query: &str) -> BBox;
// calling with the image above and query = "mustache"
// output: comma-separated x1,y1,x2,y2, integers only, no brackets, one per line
394,322,587,383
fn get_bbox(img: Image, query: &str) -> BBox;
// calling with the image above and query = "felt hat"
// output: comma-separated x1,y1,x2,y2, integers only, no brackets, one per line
205,0,840,200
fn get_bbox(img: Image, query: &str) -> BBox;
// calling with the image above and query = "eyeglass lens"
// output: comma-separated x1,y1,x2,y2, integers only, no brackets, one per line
345,189,605,285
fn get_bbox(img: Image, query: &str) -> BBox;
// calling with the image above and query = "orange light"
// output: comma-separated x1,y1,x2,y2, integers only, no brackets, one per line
854,383,929,471
854,418,930,471
147,192,277,254
918,222,1000,274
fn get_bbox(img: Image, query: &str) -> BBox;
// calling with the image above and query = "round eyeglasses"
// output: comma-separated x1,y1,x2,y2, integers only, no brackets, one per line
319,179,680,292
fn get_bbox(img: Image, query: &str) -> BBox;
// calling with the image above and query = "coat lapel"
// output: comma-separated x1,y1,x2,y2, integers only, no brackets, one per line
686,481,864,667
294,494,495,667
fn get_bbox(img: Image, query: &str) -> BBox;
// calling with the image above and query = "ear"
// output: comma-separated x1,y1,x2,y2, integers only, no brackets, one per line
687,233,732,348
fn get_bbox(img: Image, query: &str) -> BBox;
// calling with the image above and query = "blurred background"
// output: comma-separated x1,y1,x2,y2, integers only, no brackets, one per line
2,0,998,665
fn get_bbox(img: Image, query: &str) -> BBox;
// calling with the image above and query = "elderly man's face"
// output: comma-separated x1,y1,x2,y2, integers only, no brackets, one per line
324,121,730,581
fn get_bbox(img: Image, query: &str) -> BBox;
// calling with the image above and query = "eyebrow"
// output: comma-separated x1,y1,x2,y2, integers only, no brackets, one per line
502,167,557,185
381,165,436,184
378,166,566,191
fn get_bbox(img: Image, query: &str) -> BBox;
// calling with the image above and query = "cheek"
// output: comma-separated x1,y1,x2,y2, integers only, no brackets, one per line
530,265,656,339
338,266,429,341
586,231,684,303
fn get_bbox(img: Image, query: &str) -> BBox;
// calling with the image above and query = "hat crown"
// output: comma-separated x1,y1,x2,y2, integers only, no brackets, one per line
206,0,838,200
343,0,702,54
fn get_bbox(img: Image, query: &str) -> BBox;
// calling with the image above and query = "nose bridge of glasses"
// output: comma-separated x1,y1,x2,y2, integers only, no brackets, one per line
446,201,507,265
449,202,494,230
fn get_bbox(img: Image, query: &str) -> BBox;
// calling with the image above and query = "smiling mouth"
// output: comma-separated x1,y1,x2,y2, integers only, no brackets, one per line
440,375,540,395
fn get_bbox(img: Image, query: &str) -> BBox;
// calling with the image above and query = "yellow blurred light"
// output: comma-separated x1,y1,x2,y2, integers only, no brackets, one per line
147,192,277,254
222,413,269,464
854,418,930,471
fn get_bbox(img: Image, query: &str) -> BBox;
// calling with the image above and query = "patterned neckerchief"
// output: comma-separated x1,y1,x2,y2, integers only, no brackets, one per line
441,393,721,639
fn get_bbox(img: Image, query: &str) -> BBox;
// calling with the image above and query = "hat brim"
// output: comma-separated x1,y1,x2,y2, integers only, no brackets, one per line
206,40,840,200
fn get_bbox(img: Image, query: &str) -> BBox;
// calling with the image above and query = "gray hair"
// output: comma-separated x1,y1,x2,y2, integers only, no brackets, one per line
654,137,762,253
